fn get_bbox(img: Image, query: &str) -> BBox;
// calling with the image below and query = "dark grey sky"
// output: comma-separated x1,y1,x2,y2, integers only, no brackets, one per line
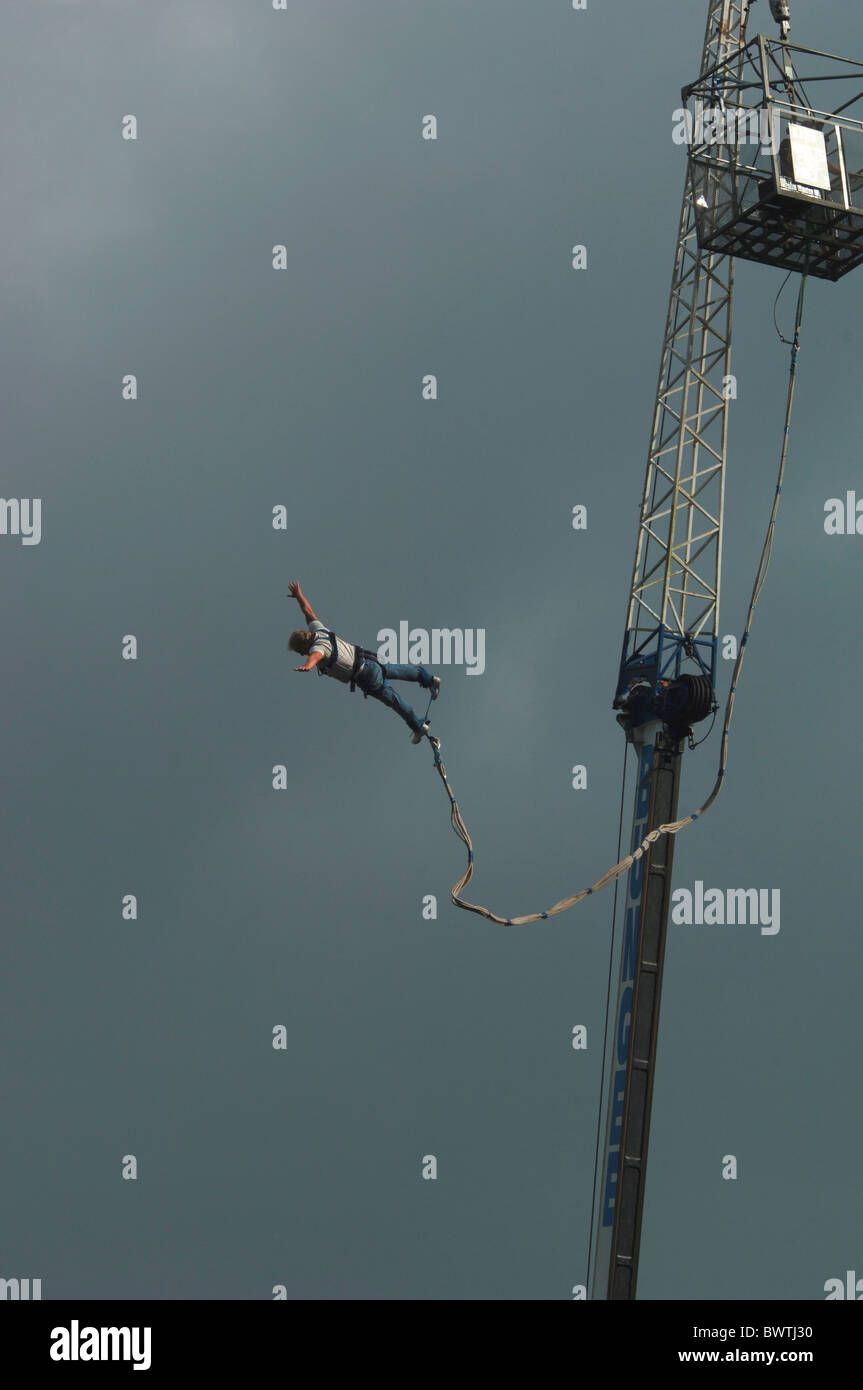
2,0,861,1300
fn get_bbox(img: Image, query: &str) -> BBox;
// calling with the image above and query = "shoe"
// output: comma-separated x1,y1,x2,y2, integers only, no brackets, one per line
430,676,441,700
412,721,431,744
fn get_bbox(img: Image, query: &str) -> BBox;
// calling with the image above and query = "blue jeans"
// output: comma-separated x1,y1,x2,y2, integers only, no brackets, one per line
354,660,434,734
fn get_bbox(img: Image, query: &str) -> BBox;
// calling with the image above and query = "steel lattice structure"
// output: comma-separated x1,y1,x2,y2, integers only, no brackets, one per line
593,0,753,1302
592,0,863,1304
613,1,753,710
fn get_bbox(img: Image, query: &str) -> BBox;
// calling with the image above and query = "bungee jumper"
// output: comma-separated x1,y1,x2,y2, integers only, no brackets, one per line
283,257,804,927
287,581,441,743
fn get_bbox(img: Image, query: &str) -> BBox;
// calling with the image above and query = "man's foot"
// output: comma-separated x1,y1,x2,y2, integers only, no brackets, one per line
430,676,441,701
412,721,431,743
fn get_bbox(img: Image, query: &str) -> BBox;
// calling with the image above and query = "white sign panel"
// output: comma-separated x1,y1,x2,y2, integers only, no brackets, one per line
789,123,831,191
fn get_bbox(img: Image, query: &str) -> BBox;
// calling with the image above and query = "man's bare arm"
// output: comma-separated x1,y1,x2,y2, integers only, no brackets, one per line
295,650,324,672
288,580,318,625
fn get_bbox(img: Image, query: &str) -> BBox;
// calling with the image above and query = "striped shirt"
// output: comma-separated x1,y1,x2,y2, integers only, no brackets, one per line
308,619,359,684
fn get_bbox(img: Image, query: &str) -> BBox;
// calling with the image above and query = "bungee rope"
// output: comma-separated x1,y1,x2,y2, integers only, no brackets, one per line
428,274,808,926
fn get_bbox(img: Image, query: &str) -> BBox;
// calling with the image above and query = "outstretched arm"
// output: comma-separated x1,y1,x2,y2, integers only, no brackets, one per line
295,650,324,673
288,580,318,625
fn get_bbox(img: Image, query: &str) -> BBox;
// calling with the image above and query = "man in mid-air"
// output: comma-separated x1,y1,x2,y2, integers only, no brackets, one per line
287,581,440,743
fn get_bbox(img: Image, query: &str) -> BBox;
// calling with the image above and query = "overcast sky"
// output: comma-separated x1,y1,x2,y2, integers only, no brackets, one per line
2,0,861,1300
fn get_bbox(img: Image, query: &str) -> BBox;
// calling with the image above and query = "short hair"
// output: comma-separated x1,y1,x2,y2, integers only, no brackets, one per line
288,629,314,654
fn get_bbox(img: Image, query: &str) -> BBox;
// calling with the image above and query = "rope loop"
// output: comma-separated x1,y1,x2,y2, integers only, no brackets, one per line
429,276,808,925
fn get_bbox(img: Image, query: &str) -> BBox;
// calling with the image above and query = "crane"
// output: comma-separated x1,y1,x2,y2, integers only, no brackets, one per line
588,0,863,1300
423,0,863,1297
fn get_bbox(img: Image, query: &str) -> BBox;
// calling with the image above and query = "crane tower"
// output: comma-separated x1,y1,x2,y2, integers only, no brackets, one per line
589,0,863,1300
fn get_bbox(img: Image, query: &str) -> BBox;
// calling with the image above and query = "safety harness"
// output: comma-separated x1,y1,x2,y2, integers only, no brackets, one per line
318,630,384,695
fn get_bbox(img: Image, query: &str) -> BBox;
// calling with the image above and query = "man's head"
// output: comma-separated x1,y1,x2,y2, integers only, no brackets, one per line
288,629,315,656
